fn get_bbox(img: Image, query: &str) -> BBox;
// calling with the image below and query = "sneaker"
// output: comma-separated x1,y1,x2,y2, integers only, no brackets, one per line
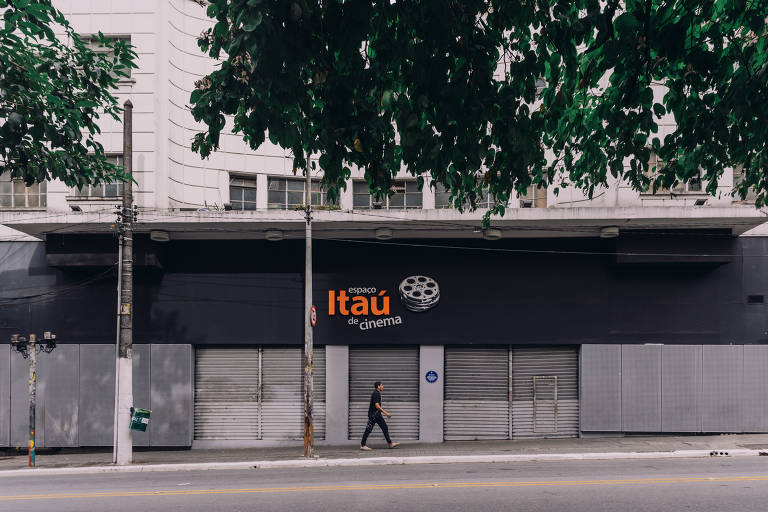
360,445,372,451
388,442,400,449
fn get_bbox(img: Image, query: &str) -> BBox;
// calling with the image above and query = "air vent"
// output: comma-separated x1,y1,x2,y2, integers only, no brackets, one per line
747,294,764,304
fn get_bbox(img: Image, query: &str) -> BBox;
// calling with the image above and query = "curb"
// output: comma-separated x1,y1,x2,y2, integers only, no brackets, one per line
0,449,761,477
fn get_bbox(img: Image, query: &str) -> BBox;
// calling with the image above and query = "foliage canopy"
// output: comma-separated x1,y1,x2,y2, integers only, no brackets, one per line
191,0,768,218
0,0,136,188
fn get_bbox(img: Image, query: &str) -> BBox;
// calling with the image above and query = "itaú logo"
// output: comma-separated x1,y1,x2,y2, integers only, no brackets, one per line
327,289,390,316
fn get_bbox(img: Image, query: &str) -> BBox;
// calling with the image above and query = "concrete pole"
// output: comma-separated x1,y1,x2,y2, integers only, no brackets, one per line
116,100,134,465
303,154,314,458
28,334,37,468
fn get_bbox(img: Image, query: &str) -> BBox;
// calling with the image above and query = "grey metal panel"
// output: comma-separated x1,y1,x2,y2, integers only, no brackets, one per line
132,344,151,447
261,347,303,440
580,345,621,431
661,345,702,432
150,344,193,446
349,347,419,441
194,347,260,440
0,345,9,447
419,345,443,443
10,348,42,447
324,345,348,443
621,345,661,432
444,348,509,440
701,345,743,432
78,345,116,446
742,345,768,432
512,347,579,438
39,344,79,447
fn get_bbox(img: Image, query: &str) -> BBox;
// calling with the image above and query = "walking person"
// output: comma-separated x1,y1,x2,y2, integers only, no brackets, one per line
360,381,400,450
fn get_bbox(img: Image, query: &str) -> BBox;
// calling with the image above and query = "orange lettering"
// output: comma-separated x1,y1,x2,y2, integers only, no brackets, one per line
350,296,369,316
371,290,390,316
328,290,336,315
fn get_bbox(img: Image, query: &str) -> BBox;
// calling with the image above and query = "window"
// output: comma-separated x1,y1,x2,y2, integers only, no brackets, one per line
434,183,493,209
0,174,47,208
267,177,336,210
732,165,757,202
643,152,702,195
230,176,258,210
520,183,547,208
353,180,422,209
70,154,125,199
83,35,132,80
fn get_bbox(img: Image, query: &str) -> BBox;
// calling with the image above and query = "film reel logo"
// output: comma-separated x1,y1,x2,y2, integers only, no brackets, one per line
398,275,440,312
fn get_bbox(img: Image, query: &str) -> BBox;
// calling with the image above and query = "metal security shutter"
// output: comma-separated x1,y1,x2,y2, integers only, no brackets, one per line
444,348,510,440
194,348,260,440
348,347,419,441
261,348,303,440
511,347,579,438
312,347,327,440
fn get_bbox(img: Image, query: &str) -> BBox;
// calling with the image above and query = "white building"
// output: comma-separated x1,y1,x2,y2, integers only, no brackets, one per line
1,1,767,448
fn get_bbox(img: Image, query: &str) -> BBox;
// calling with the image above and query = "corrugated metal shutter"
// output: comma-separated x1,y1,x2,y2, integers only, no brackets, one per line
348,347,419,441
194,348,260,440
444,348,510,440
511,347,579,438
312,347,326,440
261,348,303,439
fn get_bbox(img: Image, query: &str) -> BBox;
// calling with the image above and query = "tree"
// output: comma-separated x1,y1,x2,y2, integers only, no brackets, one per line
190,0,768,220
0,0,136,188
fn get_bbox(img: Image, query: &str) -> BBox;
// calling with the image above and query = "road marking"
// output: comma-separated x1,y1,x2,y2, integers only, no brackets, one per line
2,475,768,501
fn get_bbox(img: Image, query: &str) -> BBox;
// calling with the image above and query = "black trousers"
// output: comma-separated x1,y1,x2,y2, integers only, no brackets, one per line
361,414,391,446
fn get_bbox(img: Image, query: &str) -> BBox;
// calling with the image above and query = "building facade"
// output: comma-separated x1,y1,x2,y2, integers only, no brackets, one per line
1,0,768,448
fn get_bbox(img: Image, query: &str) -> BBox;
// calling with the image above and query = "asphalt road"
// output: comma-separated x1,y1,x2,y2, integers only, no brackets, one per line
1,457,768,512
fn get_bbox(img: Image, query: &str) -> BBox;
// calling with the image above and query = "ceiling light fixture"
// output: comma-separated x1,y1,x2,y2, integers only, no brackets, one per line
375,228,393,240
149,230,170,242
265,229,284,241
599,226,620,238
483,228,502,241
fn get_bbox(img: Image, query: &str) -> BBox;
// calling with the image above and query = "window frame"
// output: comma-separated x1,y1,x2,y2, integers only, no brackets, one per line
641,152,704,195
434,182,493,209
0,174,47,209
353,180,423,210
81,34,133,81
267,176,337,210
68,154,125,200
229,175,258,211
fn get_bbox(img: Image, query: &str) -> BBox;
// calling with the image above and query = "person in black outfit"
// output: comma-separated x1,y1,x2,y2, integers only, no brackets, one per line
360,381,400,450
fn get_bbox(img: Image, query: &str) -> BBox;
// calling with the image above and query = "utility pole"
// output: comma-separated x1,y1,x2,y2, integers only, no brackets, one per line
10,332,57,468
303,154,314,458
115,99,135,465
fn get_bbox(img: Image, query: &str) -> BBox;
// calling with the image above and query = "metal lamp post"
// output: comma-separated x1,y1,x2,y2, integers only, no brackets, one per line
10,332,57,468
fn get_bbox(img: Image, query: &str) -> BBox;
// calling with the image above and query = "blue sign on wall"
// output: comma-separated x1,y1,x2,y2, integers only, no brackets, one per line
425,370,439,383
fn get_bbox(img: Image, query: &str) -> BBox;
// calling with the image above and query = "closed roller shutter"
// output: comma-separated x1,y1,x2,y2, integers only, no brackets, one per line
348,347,419,441
261,348,303,439
312,347,327,440
444,347,510,440
511,347,579,438
194,348,260,440
194,347,326,441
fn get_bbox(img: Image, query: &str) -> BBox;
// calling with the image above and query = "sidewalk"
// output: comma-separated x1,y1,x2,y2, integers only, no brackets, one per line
1,434,767,476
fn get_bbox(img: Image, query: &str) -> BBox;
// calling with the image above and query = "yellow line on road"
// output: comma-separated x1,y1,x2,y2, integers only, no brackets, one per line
2,475,768,501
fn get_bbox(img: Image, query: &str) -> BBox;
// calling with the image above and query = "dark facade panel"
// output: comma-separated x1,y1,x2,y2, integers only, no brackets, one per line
580,345,621,431
621,345,661,432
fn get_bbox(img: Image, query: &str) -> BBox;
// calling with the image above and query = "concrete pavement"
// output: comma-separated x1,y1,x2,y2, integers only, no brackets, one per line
1,434,767,476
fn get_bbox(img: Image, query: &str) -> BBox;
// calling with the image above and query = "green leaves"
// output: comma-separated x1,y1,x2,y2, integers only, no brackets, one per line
0,1,138,187
190,0,768,218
